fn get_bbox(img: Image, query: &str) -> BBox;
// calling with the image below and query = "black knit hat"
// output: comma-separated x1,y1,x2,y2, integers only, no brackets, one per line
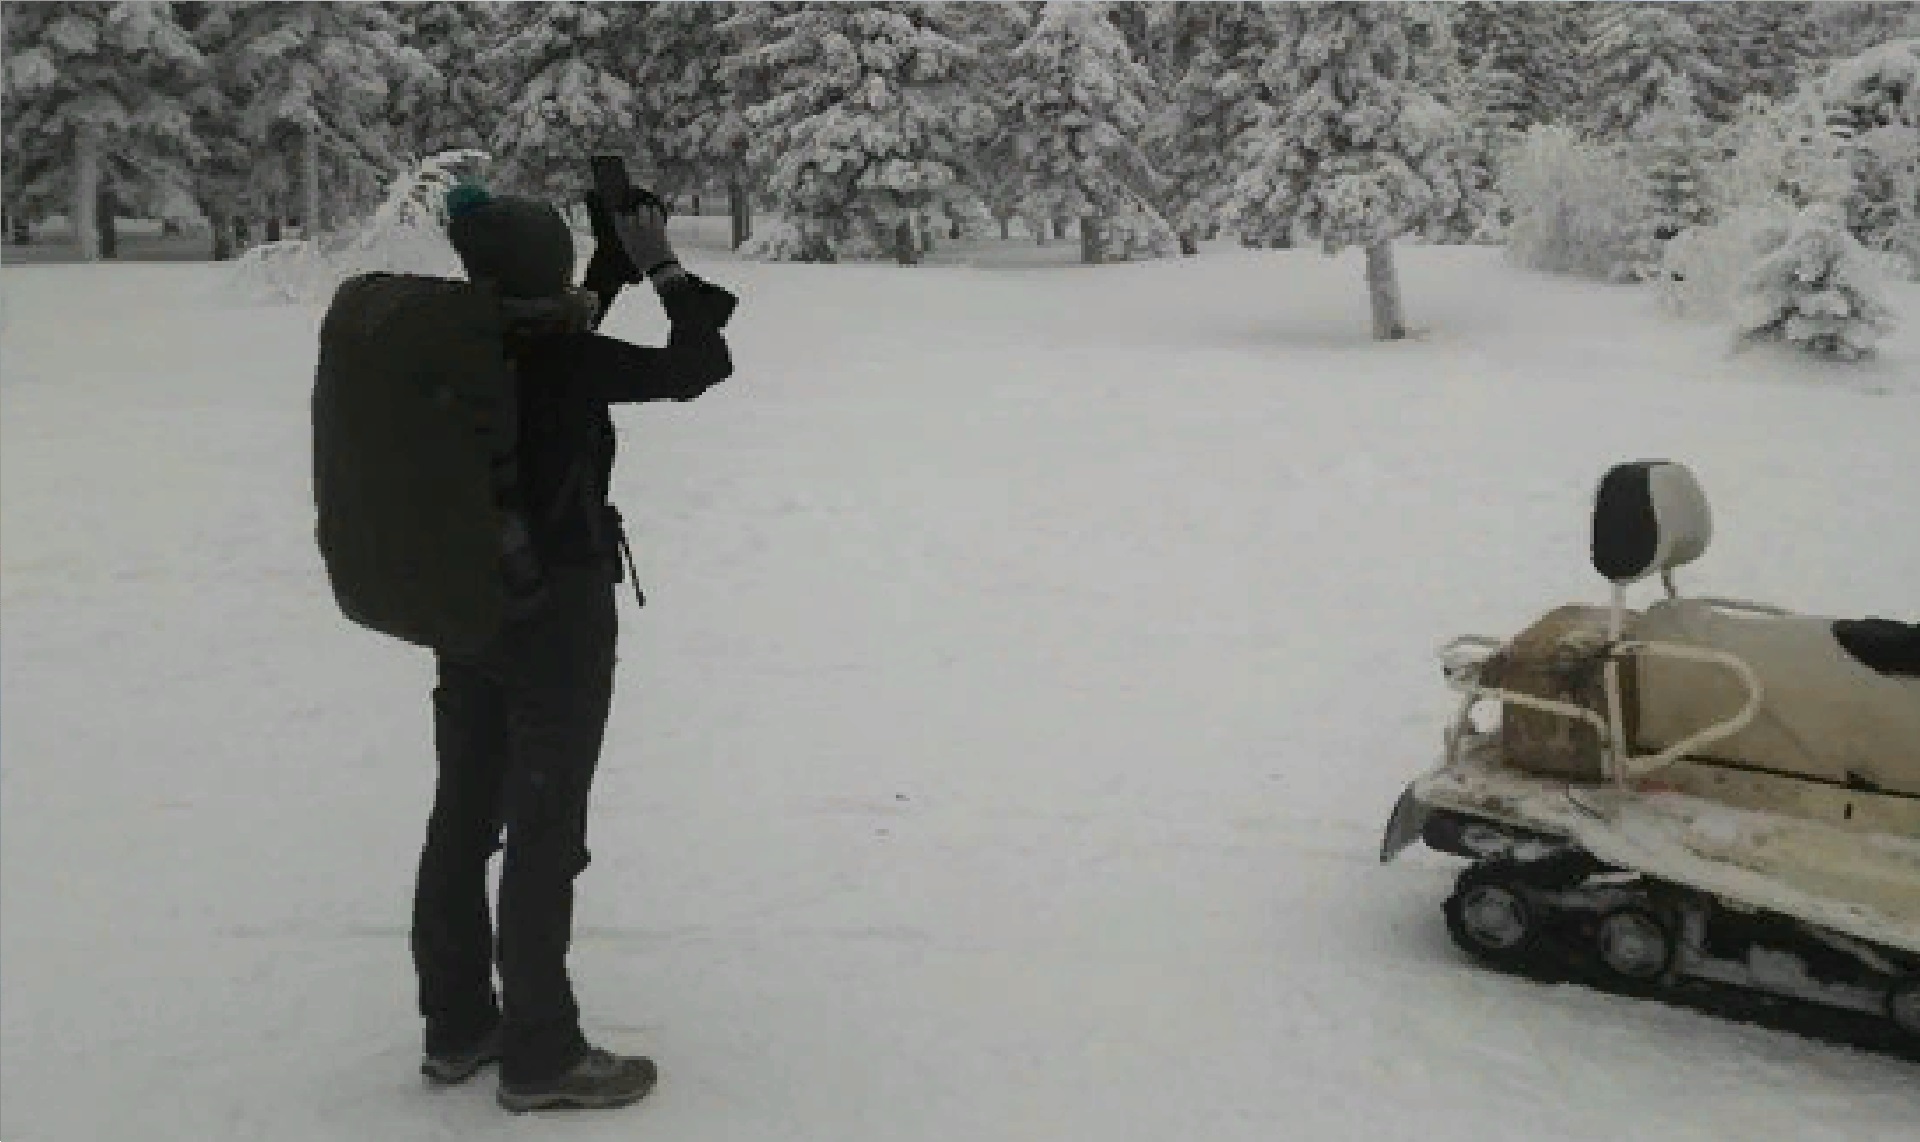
445,184,576,299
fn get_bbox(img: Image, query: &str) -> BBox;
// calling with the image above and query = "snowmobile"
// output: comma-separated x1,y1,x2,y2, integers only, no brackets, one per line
1381,460,1920,1045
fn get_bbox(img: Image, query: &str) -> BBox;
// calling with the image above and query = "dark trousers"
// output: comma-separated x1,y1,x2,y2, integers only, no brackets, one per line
411,562,618,1084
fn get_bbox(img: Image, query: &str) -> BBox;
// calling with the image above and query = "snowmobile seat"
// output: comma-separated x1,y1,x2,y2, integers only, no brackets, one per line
1630,600,1920,797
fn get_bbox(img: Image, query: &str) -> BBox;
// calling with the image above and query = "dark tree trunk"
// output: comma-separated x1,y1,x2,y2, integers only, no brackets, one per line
96,187,119,260
728,174,751,249
1080,216,1103,265
210,211,235,261
894,218,920,266
266,216,283,242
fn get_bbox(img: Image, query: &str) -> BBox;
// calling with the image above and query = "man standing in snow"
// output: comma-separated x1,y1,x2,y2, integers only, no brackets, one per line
410,183,737,1112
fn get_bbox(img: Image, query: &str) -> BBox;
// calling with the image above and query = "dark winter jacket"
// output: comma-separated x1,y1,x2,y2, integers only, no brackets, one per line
508,256,736,569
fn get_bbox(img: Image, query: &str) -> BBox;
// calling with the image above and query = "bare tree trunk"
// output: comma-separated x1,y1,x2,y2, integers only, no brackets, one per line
999,214,1011,241
1080,215,1104,265
96,185,118,259
1365,240,1408,341
728,173,751,249
1178,229,1198,257
74,131,101,261
266,215,283,243
303,126,323,238
209,209,234,260
893,218,919,266
1053,215,1068,240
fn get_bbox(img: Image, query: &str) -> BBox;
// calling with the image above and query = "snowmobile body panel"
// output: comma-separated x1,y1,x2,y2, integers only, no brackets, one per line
1386,734,1920,958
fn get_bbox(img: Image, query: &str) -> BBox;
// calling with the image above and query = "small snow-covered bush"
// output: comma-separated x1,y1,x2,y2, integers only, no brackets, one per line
741,214,833,262
1734,203,1899,359
1657,204,1794,320
1097,197,1181,262
1500,125,1652,281
230,150,500,303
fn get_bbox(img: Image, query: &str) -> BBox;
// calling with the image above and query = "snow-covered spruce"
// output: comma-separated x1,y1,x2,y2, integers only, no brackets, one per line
1734,202,1900,359
1222,3,1476,339
3,2,204,261
1580,3,1728,139
486,2,645,200
998,1,1174,264
1143,2,1285,255
1819,37,1920,279
735,3,993,265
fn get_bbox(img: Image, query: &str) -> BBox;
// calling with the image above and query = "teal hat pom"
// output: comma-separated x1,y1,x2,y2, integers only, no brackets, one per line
445,182,494,220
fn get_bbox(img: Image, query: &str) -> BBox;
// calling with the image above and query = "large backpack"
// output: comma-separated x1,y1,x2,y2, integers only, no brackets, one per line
312,272,518,655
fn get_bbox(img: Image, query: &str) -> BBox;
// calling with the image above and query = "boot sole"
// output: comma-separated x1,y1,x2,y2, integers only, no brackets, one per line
420,1031,503,1086
496,1070,657,1113
422,1055,496,1085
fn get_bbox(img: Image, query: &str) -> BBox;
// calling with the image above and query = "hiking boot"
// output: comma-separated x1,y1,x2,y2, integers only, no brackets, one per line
421,1024,502,1085
496,1046,658,1113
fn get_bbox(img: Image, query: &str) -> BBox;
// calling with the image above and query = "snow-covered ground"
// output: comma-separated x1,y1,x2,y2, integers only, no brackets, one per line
4,238,1918,1141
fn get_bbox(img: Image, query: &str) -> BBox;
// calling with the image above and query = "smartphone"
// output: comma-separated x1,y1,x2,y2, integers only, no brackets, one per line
590,154,633,209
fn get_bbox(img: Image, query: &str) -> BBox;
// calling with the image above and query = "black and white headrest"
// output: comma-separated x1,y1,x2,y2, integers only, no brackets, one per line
1591,461,1712,586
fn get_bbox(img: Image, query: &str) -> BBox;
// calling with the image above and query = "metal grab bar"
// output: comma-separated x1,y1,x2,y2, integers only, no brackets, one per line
1437,632,1616,767
1690,596,1793,618
1432,632,1764,784
1609,640,1765,778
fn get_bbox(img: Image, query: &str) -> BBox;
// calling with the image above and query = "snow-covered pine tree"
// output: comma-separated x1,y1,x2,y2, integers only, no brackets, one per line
629,2,741,211
1581,3,1726,139
1406,6,1499,244
1734,202,1898,359
392,2,510,158
2,1,204,260
734,2,995,264
1814,2,1920,58
190,2,430,240
1451,2,1586,133
1715,1,1825,104
1144,1,1285,254
1636,77,1713,245
1223,3,1477,339
925,0,1032,241
1001,1,1174,264
716,1,790,248
170,2,253,258
1819,37,1920,277
487,1,647,200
